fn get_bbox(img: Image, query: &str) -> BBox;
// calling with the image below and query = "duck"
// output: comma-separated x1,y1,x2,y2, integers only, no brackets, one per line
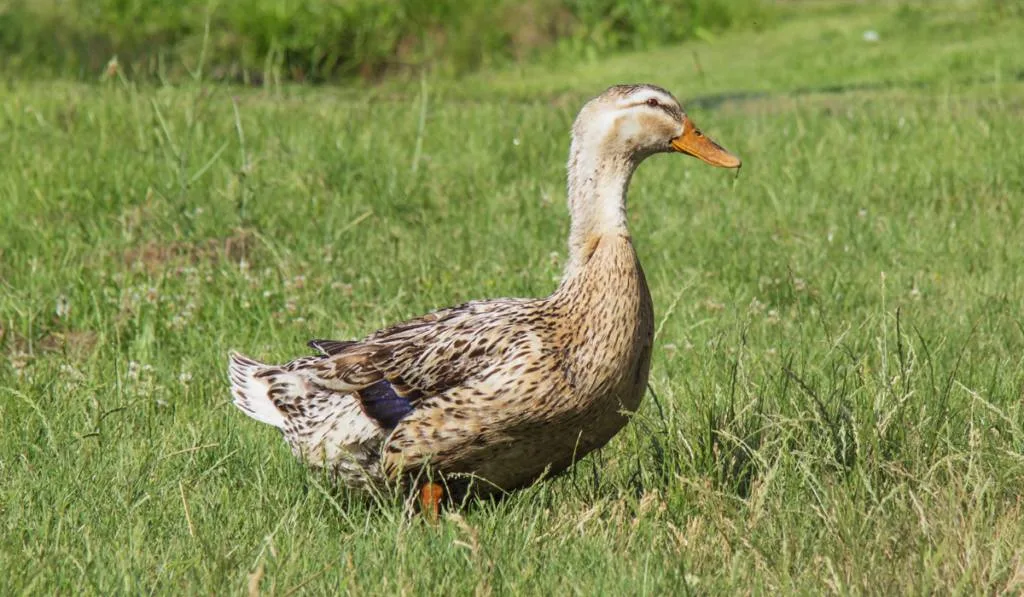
229,84,740,519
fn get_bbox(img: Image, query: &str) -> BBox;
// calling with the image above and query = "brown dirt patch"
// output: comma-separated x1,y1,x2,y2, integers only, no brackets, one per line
120,227,256,273
4,327,99,363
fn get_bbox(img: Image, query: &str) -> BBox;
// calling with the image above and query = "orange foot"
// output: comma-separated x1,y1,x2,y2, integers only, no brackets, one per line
419,482,444,524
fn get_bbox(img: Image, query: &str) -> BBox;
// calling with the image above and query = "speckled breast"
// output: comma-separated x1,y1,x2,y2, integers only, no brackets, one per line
464,236,655,494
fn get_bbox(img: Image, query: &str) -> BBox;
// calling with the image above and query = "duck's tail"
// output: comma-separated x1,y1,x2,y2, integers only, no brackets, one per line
228,352,293,429
228,351,386,484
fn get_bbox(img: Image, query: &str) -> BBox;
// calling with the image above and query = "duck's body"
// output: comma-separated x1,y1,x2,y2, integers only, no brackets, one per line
231,232,652,496
229,84,739,507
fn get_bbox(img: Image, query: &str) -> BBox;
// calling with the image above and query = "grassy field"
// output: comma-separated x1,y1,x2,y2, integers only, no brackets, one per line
1,0,768,81
2,1,1024,594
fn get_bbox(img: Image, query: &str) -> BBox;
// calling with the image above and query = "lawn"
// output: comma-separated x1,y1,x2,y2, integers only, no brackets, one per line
2,2,1024,594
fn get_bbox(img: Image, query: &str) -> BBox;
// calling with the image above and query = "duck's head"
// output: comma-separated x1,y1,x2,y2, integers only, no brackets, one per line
572,84,741,168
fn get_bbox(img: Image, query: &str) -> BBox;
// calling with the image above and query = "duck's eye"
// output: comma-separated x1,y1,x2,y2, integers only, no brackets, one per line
646,98,660,107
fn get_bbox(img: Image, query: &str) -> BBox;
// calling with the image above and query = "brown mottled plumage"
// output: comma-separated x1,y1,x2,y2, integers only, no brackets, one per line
229,84,740,503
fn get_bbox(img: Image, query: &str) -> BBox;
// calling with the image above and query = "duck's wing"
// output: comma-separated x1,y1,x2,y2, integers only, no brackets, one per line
308,339,358,356
304,298,538,429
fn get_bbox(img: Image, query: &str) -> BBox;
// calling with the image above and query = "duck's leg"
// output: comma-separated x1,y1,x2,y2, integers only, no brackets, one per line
419,483,444,523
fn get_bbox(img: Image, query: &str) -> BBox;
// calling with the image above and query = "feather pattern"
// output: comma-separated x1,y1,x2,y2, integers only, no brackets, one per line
308,339,358,356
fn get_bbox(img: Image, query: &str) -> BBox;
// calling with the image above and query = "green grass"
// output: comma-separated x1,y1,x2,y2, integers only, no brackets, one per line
0,0,768,82
3,1,1024,594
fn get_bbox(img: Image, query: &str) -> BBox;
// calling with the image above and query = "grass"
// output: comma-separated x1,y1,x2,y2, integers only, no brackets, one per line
0,0,767,82
2,1,1024,594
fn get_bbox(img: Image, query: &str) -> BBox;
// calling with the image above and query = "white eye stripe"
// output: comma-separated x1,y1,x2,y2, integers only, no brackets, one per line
636,94,669,106
632,96,682,120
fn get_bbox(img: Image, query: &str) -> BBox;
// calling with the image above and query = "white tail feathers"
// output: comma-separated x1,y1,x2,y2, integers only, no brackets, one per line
229,350,389,486
228,352,288,428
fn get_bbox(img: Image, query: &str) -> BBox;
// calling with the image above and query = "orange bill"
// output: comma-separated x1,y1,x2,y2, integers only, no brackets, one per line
670,116,741,168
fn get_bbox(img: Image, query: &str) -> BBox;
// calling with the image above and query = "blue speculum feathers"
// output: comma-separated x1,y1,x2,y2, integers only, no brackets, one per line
358,380,415,428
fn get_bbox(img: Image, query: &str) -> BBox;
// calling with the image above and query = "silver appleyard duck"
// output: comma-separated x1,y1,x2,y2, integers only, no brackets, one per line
229,84,740,518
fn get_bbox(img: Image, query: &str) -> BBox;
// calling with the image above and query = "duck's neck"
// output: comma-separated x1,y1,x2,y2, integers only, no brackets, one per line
564,142,637,277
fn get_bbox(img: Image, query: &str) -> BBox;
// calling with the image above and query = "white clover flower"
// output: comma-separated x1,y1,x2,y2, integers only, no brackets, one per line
55,295,71,318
